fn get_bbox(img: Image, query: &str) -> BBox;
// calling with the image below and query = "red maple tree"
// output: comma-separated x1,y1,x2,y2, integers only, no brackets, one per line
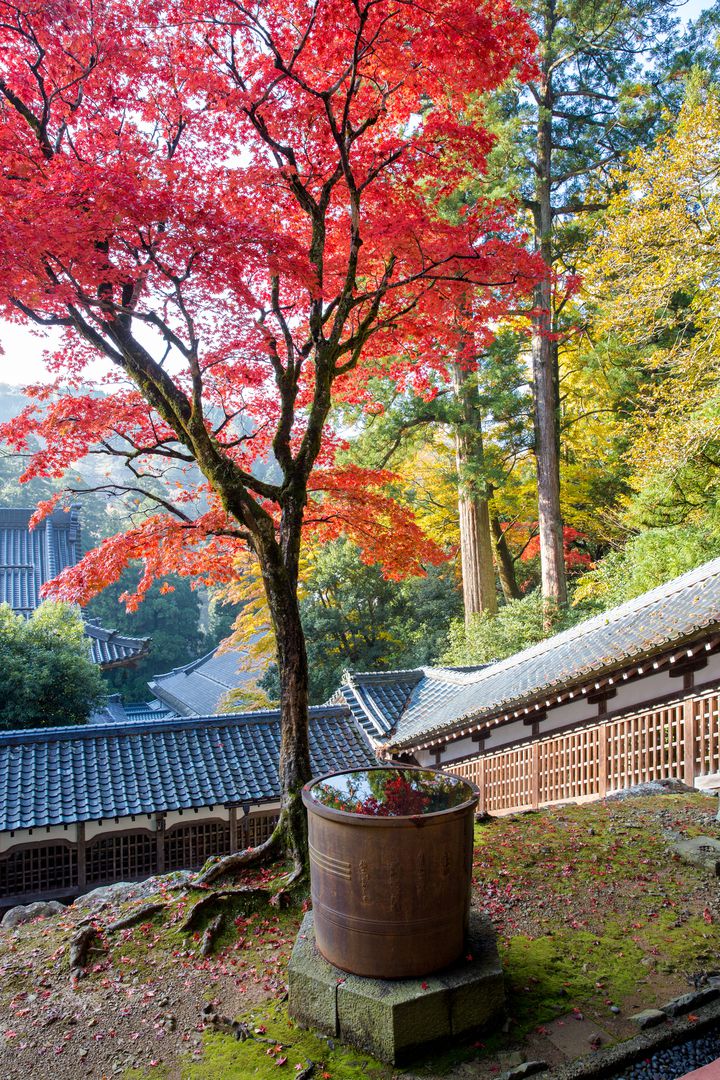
0,0,540,870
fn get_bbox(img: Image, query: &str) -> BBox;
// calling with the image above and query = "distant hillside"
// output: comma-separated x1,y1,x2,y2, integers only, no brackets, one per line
0,384,29,425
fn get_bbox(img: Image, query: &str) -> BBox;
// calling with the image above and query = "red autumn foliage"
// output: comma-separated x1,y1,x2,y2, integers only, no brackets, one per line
0,0,542,835
0,0,540,597
520,526,593,572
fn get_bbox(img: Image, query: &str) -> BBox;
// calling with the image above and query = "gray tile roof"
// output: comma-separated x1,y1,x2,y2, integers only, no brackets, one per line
0,507,149,670
339,670,423,738
84,620,150,669
89,697,172,725
342,557,720,750
0,506,81,615
0,707,377,831
147,645,262,716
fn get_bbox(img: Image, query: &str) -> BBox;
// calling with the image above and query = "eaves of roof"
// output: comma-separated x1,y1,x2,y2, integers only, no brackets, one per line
343,557,720,752
0,705,378,831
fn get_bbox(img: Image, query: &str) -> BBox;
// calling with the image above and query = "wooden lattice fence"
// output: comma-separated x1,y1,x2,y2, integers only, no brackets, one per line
448,691,720,814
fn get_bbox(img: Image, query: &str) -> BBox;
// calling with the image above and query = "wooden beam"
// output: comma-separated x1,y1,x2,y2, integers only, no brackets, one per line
669,657,708,679
77,821,86,889
156,813,166,875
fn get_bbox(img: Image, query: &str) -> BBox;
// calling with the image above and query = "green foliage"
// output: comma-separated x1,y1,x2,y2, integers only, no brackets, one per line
574,525,720,611
206,592,244,652
262,539,462,703
86,565,205,701
0,602,107,729
441,591,589,666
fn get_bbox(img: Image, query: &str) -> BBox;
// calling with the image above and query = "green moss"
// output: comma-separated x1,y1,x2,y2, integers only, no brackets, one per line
502,923,645,1032
181,1003,386,1079
641,910,720,974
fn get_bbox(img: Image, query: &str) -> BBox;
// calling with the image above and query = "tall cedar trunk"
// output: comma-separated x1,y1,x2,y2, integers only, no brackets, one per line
531,0,567,613
451,363,498,624
491,515,522,601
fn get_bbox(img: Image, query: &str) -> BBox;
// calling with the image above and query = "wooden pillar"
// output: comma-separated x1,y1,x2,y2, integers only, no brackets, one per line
77,821,86,889
229,806,238,854
684,698,697,787
598,723,608,798
531,742,540,809
477,757,486,814
156,813,166,875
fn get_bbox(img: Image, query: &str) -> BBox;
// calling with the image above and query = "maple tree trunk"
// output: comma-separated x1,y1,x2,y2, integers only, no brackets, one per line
491,515,522,601
531,24,567,616
258,520,312,871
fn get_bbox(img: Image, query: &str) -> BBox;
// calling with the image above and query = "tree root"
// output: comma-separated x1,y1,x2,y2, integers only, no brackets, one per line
105,902,167,934
69,925,102,975
193,830,281,887
282,858,307,892
179,888,268,932
200,913,224,956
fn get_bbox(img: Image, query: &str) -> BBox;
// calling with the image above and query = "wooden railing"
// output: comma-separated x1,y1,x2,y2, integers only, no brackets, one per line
448,690,720,815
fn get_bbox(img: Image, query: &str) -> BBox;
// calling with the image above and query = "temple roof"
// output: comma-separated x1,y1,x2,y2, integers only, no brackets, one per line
0,507,149,670
341,557,720,750
147,644,263,716
0,705,377,830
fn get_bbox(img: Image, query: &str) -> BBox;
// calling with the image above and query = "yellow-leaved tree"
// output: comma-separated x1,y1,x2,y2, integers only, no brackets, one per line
589,81,720,502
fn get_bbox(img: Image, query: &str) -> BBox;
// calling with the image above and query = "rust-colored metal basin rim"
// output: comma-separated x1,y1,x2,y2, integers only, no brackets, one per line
302,766,478,824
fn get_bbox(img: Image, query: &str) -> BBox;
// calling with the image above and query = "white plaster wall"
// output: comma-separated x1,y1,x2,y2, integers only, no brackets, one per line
483,719,526,751
702,653,720,683
163,806,228,830
85,815,155,841
0,823,76,853
541,698,595,732
1,802,283,853
610,670,676,711
439,735,476,760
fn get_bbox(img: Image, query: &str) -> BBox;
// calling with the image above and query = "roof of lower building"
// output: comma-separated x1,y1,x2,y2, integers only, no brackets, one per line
338,670,423,738
342,557,720,750
147,644,263,716
0,506,149,670
83,620,150,669
0,706,377,831
89,697,173,725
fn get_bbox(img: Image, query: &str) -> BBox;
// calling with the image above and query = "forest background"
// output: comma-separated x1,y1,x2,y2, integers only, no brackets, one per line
1,0,720,710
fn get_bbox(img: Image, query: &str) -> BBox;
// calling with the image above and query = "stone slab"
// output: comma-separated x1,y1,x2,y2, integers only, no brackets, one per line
287,917,340,1037
630,1008,667,1030
288,910,505,1064
672,837,720,875
663,987,720,1018
544,1016,613,1058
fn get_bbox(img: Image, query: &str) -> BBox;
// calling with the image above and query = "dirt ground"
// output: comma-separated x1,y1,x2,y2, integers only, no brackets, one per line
1,792,719,1080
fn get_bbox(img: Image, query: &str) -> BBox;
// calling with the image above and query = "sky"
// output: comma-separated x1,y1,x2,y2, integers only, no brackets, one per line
0,0,715,389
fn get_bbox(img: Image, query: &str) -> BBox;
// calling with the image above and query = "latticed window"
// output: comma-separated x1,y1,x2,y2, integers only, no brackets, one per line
164,821,231,872
0,843,77,899
86,831,156,885
241,812,279,848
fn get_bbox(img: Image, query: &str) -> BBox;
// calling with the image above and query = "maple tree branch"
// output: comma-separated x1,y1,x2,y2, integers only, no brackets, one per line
0,77,54,159
9,296,74,328
68,482,197,522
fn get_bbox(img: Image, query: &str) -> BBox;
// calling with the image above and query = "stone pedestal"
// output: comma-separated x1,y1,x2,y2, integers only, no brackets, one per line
288,910,505,1064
